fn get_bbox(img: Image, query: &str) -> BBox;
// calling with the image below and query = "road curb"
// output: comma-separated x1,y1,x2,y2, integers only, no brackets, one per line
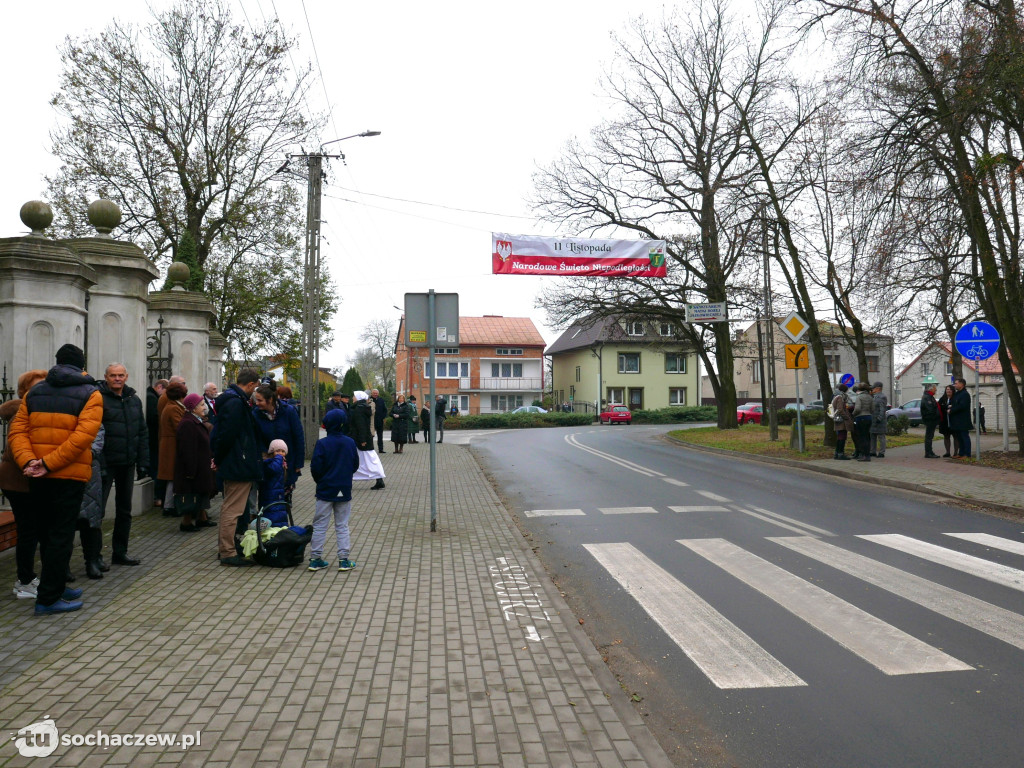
664,434,1024,519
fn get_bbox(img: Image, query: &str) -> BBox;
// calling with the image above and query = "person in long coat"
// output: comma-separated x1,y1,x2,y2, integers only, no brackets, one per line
251,384,305,493
351,391,385,489
851,382,875,462
390,395,410,453
175,393,218,531
157,382,188,515
407,395,419,443
830,383,854,460
937,384,958,457
869,382,888,458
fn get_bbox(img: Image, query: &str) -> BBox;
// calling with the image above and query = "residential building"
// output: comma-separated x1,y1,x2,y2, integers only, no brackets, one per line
704,319,895,405
394,316,546,414
546,316,699,411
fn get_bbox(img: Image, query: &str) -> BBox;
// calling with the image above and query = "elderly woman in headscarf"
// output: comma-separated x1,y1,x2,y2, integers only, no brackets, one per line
350,391,385,489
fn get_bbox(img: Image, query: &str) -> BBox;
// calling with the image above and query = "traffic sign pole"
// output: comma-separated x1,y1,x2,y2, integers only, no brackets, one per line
954,321,1000,462
795,372,804,452
975,357,981,461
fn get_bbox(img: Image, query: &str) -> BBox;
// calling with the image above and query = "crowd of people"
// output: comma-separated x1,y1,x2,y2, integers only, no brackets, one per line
0,344,457,615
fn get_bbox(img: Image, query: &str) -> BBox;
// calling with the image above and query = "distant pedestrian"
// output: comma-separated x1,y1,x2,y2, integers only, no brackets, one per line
978,402,987,434
851,382,874,462
351,391,385,489
157,381,188,516
949,377,972,459
174,393,217,532
202,382,219,419
920,384,940,458
76,425,106,579
937,384,959,457
146,378,168,506
371,389,387,453
390,395,411,453
869,381,888,458
407,395,419,443
308,408,360,572
325,391,345,415
420,404,431,443
434,395,447,443
830,384,854,460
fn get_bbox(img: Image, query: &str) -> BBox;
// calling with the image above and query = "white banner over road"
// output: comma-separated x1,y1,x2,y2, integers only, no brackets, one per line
492,233,667,277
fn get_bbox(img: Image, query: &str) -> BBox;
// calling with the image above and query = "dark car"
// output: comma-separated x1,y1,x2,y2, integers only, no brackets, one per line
887,399,922,427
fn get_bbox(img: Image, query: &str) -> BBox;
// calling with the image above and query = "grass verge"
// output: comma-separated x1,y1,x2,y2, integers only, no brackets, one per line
668,424,923,461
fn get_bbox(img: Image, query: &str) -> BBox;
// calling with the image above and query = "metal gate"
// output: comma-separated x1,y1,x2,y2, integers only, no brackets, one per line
146,315,173,385
0,365,14,507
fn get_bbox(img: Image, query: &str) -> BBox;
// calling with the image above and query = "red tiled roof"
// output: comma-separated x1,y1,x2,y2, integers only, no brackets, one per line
457,317,545,346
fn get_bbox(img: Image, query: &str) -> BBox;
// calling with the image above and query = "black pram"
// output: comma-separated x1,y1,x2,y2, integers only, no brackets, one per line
251,501,312,568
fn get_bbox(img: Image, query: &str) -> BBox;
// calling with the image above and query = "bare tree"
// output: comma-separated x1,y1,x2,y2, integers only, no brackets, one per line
358,319,399,392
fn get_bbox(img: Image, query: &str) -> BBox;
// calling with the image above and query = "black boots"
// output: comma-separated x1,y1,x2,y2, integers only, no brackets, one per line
85,560,104,579
371,479,385,490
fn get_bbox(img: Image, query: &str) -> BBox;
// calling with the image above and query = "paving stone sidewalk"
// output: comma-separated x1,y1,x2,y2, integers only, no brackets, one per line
0,441,672,768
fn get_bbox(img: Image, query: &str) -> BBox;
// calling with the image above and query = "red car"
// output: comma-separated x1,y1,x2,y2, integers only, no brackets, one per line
600,405,632,425
737,403,763,425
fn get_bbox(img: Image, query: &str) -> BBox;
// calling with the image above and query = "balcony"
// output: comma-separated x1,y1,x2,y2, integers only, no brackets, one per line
474,377,543,391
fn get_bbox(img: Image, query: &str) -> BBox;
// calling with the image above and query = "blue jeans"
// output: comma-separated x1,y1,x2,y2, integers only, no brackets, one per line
957,430,972,458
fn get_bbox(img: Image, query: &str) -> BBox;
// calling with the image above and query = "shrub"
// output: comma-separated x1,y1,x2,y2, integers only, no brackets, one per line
774,409,796,425
445,412,593,429
887,414,910,436
631,406,718,424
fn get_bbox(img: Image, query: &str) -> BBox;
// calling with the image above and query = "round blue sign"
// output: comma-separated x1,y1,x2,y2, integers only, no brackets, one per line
954,321,1000,361
840,373,855,388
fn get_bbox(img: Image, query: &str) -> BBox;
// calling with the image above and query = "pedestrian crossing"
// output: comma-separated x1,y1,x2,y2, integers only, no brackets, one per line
584,531,1024,689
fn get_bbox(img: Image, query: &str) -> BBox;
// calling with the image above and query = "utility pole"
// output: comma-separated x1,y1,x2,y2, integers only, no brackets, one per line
763,214,779,441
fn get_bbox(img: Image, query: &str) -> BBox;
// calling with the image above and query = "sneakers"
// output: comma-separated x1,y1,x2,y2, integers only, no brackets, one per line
13,578,39,600
308,558,330,571
35,599,83,615
62,587,84,600
338,558,356,572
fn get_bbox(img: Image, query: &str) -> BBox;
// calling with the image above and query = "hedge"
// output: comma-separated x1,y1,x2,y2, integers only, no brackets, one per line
441,412,594,430
773,408,826,426
630,406,718,424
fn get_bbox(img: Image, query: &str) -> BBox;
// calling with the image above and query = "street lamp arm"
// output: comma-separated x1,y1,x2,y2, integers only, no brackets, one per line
321,130,382,149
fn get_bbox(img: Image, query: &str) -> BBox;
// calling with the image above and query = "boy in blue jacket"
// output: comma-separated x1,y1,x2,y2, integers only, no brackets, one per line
309,409,360,572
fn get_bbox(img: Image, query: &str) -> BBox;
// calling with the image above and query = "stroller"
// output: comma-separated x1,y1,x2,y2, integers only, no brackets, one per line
250,500,313,568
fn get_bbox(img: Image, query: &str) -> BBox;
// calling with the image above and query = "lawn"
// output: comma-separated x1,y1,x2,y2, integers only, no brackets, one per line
668,424,923,461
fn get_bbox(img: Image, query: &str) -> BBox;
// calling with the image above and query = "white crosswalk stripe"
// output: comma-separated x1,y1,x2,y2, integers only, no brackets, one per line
696,490,731,502
662,478,689,487
598,506,659,515
679,538,972,675
944,532,1024,558
772,536,1024,651
859,534,1024,593
523,508,585,517
583,542,805,689
669,505,729,513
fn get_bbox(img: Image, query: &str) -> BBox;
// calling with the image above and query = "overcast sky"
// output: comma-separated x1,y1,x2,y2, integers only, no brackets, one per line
1,0,677,369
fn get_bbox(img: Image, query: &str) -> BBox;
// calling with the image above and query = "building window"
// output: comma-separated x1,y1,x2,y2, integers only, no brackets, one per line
607,387,624,404
575,366,581,383
618,353,640,373
659,323,673,337
669,387,687,406
627,321,644,336
826,354,842,372
490,394,524,412
665,353,686,373
491,362,523,377
433,348,459,355
945,361,953,375
867,355,880,372
496,348,523,356
752,364,761,383
424,361,466,379
921,362,930,376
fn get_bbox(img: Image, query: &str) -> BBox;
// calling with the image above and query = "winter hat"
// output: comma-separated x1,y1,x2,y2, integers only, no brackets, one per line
183,393,204,411
872,381,884,390
354,391,368,401
55,343,86,369
268,439,288,455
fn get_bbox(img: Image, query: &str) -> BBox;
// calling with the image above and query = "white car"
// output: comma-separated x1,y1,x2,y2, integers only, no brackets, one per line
511,405,548,414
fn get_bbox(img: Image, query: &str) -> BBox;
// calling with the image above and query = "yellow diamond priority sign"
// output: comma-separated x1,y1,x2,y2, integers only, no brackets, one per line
779,312,809,343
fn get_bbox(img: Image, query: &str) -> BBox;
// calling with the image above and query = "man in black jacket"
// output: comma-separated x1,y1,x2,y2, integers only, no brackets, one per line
211,369,262,565
949,377,973,459
371,389,387,453
920,383,940,459
434,395,447,443
98,364,150,569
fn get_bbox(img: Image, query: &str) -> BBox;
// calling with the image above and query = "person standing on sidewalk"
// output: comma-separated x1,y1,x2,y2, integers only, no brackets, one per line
434,395,447,443
211,369,262,565
390,395,410,453
146,378,167,507
308,408,360,572
97,363,150,567
350,391,385,489
920,383,941,458
830,383,854,460
370,388,387,453
937,384,958,457
9,344,102,614
869,381,888,458
949,377,973,459
407,395,419,443
851,382,874,462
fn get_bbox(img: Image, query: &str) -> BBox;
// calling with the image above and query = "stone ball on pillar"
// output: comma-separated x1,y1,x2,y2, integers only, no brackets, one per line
20,200,53,235
167,261,191,290
87,199,122,237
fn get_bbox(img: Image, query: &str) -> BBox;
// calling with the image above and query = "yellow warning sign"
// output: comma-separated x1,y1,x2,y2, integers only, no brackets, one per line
785,344,809,369
409,330,427,343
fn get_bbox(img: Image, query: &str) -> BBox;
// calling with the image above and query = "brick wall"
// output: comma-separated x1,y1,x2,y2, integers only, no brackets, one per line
0,509,16,552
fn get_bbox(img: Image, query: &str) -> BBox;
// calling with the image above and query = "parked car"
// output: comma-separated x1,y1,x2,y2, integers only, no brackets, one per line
600,405,632,425
806,400,824,410
511,405,547,414
886,399,922,426
737,403,763,425
784,402,810,411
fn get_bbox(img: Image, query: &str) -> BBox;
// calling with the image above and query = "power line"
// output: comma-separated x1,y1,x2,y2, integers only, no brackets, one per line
322,193,504,232
297,0,341,141
332,185,537,220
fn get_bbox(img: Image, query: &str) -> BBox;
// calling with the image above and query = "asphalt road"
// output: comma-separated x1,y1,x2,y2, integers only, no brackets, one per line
473,424,1024,768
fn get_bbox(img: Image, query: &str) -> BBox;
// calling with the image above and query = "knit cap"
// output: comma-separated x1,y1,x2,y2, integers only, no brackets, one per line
183,393,204,411
268,439,288,455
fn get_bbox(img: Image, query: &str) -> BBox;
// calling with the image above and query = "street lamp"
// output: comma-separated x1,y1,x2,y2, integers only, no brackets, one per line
297,130,381,457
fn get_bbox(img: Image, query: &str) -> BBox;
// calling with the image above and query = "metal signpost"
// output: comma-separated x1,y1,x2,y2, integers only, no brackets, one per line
953,321,1000,460
780,313,810,452
405,291,459,531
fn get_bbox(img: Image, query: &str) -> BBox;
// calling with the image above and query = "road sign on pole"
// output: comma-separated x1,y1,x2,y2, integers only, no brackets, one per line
685,302,729,323
954,321,1000,461
779,312,809,343
840,373,855,388
785,344,809,369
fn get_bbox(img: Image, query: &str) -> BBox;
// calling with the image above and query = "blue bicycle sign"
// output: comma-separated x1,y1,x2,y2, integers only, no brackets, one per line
954,321,1000,361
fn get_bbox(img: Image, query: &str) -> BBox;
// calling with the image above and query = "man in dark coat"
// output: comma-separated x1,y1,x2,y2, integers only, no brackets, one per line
211,369,262,565
948,377,973,459
146,379,167,503
434,395,448,443
325,391,345,414
370,389,387,453
97,363,150,567
920,383,940,458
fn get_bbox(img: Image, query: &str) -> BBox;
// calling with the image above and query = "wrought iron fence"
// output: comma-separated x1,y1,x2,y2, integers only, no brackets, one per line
0,364,14,507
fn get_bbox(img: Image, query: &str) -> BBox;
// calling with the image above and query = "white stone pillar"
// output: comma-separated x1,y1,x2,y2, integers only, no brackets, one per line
147,264,217,392
208,329,228,389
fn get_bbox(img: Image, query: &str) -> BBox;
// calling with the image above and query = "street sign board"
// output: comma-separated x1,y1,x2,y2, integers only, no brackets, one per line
954,321,1000,361
779,312,809,343
404,293,459,348
685,302,728,323
840,373,855,388
785,344,809,369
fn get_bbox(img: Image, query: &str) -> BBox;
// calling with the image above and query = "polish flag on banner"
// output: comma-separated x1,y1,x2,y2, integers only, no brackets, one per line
492,233,667,277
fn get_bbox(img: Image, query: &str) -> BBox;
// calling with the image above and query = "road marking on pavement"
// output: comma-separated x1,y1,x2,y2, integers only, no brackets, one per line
680,538,972,675
732,507,820,536
669,505,730,513
491,558,552,644
584,542,805,689
742,506,835,537
944,533,1024,558
772,536,1024,651
663,478,689,487
564,434,665,477
859,534,1024,593
696,490,731,502
599,506,659,515
523,508,585,517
